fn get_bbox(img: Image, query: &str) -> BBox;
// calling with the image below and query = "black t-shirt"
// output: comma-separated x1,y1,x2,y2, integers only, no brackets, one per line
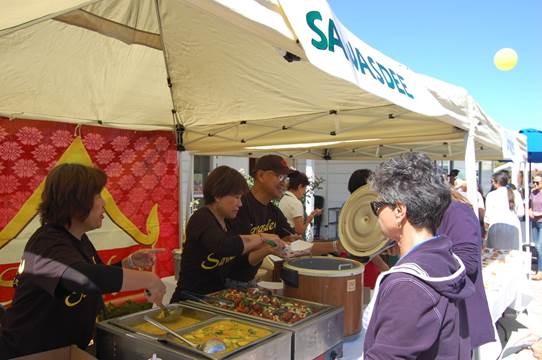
227,192,293,282
0,224,104,358
171,207,244,300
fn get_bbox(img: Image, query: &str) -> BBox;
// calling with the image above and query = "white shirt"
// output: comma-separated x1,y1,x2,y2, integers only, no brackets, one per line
458,189,485,210
278,191,304,229
484,187,523,226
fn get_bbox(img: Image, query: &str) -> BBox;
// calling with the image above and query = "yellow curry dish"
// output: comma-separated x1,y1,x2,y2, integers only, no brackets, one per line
181,319,272,354
132,316,201,336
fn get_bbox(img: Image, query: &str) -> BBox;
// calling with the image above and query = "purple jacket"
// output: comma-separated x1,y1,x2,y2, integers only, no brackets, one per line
364,235,474,359
438,201,495,348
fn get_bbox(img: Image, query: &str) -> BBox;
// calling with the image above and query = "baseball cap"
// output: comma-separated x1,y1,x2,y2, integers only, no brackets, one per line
253,155,292,175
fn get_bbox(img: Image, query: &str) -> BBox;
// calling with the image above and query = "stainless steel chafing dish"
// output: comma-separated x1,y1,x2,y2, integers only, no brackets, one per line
183,289,344,360
96,303,291,360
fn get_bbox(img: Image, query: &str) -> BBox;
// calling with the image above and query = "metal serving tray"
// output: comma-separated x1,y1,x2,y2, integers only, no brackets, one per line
167,316,279,359
184,291,344,360
96,312,291,360
109,303,216,337
204,289,333,327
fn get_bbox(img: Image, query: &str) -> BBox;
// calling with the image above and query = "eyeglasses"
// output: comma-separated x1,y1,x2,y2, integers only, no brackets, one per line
274,172,289,183
370,200,395,216
534,181,540,185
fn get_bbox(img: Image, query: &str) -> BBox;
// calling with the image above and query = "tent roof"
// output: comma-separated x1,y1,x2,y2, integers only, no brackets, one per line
0,0,524,161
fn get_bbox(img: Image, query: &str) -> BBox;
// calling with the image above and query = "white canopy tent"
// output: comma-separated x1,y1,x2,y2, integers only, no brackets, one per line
0,0,526,210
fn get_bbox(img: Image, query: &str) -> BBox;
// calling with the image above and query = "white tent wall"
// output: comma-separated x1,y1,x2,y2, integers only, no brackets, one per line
211,156,249,174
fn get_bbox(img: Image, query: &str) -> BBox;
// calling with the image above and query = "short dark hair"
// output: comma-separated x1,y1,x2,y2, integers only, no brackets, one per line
287,170,310,190
492,170,510,187
348,169,372,194
203,166,249,205
370,152,451,234
39,163,107,226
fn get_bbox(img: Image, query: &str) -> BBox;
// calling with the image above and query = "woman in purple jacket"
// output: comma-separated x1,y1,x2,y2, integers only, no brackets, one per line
364,152,474,359
437,193,495,349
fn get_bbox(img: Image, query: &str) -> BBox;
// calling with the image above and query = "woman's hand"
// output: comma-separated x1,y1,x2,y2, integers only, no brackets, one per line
260,233,286,251
124,248,165,270
144,274,166,306
310,208,323,218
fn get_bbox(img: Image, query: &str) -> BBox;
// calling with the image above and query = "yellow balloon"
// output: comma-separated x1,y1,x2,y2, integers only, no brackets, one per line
494,48,518,71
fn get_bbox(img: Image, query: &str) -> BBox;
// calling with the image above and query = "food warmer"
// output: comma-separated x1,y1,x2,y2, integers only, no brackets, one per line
96,303,291,359
281,256,363,337
184,288,344,360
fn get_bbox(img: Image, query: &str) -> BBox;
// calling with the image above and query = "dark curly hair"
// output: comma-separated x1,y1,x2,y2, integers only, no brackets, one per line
287,170,310,191
370,152,451,234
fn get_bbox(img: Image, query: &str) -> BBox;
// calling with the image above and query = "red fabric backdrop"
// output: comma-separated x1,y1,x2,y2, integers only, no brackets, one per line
0,117,179,303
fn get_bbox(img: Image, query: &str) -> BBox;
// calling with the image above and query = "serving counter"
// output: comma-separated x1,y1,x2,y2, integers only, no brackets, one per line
96,293,343,360
184,288,344,360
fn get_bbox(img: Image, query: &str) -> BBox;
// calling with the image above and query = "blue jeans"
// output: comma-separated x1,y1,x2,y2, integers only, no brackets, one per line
533,221,542,271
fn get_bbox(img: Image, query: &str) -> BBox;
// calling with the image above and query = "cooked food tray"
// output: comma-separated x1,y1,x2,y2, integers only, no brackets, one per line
204,288,331,327
184,288,344,360
97,305,291,359
109,303,216,337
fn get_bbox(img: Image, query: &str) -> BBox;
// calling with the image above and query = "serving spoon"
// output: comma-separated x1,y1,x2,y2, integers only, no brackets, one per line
143,315,226,354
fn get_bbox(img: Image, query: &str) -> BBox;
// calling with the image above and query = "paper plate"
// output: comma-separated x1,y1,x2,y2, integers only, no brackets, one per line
338,184,387,257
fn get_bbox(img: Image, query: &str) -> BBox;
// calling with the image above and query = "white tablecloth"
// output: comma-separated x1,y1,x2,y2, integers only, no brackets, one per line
475,249,531,360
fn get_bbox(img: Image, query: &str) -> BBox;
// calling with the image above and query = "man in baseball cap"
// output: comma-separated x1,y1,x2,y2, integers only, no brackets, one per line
227,155,297,286
252,154,293,176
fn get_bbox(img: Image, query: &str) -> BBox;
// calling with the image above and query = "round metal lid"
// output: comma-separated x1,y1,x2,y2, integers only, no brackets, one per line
338,184,387,257
283,256,363,277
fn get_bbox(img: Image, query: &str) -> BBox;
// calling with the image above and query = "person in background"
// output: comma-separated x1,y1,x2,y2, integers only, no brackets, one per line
171,166,283,300
347,169,389,289
529,174,542,280
484,170,522,249
449,168,460,187
454,179,485,220
517,170,526,200
0,164,166,358
363,152,473,359
278,170,322,236
437,190,495,350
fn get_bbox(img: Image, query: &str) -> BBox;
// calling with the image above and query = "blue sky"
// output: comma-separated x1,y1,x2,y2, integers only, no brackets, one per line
328,0,542,132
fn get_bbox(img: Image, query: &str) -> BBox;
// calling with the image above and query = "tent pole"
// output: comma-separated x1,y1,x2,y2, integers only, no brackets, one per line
464,98,478,218
524,161,530,247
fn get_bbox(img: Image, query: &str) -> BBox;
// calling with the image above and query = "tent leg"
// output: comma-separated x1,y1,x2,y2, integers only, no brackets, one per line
464,121,478,218
175,122,185,151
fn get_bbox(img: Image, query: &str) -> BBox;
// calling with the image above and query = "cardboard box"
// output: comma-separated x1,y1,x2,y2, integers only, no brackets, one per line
13,345,96,360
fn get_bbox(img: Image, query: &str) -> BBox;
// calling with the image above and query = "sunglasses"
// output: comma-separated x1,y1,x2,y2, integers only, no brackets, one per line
370,200,395,216
534,181,540,185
